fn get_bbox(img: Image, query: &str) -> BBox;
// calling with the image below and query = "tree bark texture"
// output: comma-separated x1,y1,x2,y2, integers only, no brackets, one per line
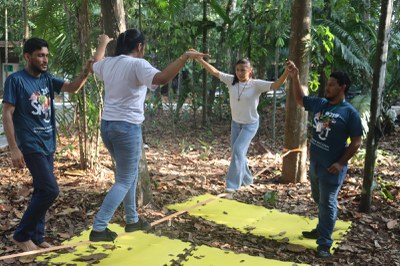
100,0,126,55
359,0,393,213
281,0,311,183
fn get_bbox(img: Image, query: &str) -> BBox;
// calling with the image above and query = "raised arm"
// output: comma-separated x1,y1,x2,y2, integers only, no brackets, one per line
61,34,113,93
286,60,306,107
195,58,220,78
93,34,113,62
152,51,210,85
60,60,92,93
271,66,289,90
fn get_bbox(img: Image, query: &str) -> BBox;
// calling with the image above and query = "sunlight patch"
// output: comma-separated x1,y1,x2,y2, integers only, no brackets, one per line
167,194,352,251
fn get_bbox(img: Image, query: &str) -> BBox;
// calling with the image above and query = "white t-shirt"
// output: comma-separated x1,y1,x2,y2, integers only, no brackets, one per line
219,72,273,124
93,55,160,124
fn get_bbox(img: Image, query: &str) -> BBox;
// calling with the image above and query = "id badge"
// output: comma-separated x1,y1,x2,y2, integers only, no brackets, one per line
316,122,323,132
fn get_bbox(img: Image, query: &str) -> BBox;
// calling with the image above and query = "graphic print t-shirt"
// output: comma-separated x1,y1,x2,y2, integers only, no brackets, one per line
3,70,64,155
303,96,363,168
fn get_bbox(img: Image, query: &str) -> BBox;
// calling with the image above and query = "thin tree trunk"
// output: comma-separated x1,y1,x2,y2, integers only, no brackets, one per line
272,0,282,145
359,0,393,213
201,0,208,127
281,0,311,183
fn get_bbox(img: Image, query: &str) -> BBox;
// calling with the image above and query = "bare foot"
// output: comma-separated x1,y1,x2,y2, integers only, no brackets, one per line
12,239,39,252
38,241,52,248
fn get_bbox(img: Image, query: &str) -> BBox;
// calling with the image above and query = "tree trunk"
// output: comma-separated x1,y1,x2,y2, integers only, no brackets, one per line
281,0,311,184
201,0,208,127
77,0,90,170
272,0,282,145
359,0,393,213
100,0,126,55
99,0,152,207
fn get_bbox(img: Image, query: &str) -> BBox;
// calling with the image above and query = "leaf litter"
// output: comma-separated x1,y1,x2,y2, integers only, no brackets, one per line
0,108,399,265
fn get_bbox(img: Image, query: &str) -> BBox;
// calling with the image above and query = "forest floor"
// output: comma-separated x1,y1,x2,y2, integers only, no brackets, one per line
0,105,399,266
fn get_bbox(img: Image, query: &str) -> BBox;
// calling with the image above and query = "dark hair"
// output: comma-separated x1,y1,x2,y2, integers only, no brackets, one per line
114,28,145,56
330,71,351,93
23,38,48,54
232,58,254,85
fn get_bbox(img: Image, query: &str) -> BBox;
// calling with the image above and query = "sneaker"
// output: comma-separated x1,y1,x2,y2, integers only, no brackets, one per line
316,245,331,258
302,228,319,239
89,228,118,242
125,218,151,232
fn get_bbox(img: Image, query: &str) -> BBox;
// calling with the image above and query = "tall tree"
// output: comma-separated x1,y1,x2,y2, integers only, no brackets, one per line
201,0,209,126
99,0,152,206
359,0,394,213
281,0,311,183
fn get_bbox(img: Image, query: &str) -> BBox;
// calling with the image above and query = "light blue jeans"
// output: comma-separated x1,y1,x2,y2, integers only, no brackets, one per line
309,161,347,247
93,120,142,231
226,120,259,190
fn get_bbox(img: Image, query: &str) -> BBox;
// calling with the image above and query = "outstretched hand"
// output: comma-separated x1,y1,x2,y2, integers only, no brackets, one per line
98,34,113,45
286,60,298,77
184,49,210,60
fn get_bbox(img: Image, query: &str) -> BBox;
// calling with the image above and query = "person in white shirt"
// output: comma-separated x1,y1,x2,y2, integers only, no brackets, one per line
89,29,209,242
196,57,290,192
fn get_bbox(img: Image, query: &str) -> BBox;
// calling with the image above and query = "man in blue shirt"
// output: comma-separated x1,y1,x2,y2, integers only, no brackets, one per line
2,38,91,251
287,61,362,258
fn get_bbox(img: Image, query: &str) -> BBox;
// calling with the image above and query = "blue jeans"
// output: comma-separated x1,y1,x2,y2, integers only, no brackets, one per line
13,153,59,245
309,160,347,247
93,120,142,231
226,120,259,190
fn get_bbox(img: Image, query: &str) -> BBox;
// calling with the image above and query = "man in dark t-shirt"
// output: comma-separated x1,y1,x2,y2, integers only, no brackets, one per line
286,61,362,258
2,38,91,251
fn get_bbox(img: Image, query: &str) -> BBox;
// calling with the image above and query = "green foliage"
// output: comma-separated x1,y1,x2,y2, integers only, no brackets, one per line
263,190,277,204
179,138,194,155
198,138,213,161
350,95,371,138
376,176,395,202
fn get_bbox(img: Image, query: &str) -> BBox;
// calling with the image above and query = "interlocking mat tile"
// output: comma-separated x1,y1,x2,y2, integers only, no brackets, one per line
167,194,352,251
34,223,309,265
35,223,191,265
183,245,309,266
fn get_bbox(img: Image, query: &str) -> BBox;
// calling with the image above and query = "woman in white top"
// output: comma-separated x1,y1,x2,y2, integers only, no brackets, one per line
196,57,289,192
89,29,208,242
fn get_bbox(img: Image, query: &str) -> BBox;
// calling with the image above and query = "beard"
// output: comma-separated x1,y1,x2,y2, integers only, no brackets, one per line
31,63,48,74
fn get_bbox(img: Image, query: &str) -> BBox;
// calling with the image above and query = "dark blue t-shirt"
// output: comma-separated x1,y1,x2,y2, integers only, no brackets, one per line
2,69,64,155
303,96,363,168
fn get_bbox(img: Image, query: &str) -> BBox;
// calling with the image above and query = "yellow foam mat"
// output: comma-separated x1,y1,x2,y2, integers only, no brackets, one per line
183,245,309,266
167,194,351,251
35,223,191,266
35,223,308,265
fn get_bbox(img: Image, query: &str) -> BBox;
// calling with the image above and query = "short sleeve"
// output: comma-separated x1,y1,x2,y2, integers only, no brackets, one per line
218,72,234,86
48,73,65,95
348,109,363,137
93,60,105,81
135,59,160,89
253,79,273,93
2,75,18,105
